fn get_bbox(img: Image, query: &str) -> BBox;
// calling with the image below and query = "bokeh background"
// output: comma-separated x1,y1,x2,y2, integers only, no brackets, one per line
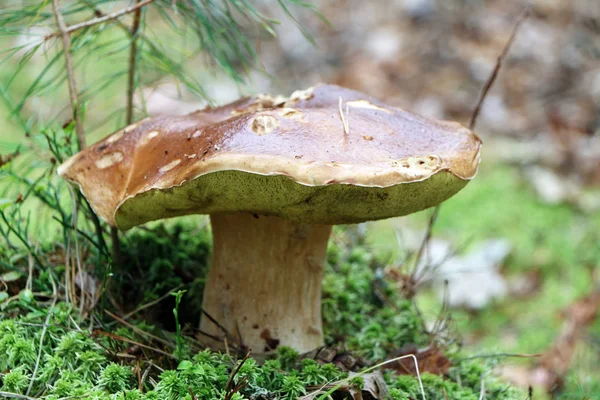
1,0,600,396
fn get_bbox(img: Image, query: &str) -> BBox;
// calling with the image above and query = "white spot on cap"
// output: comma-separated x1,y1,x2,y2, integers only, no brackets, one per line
57,154,79,176
141,130,160,145
106,130,124,143
124,123,139,133
96,152,124,169
159,159,181,173
251,115,279,135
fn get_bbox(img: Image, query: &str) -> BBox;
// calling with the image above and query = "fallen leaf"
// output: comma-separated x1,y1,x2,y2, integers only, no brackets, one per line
301,372,388,400
384,344,452,376
501,286,600,393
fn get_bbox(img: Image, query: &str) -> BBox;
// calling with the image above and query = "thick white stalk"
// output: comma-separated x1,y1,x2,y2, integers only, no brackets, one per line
201,212,332,354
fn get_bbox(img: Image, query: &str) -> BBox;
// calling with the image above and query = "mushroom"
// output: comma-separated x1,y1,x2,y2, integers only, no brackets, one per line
58,84,481,354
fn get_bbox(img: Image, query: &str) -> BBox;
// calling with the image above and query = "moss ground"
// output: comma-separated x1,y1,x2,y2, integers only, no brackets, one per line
1,215,525,399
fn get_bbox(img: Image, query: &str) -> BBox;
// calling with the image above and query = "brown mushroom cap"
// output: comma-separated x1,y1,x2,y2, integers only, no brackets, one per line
58,84,481,230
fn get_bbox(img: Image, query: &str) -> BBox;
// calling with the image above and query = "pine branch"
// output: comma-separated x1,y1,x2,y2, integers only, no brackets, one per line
45,0,155,42
51,0,85,150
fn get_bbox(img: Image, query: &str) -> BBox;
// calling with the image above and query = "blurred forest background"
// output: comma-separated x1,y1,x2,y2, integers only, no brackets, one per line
1,0,600,398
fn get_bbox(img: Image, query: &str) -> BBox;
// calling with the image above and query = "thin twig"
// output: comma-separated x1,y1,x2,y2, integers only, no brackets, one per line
195,328,231,344
0,211,45,271
93,329,176,359
46,0,155,41
0,392,38,400
312,354,426,400
51,0,85,150
110,226,122,276
126,0,143,124
109,0,145,271
408,7,530,296
63,206,72,306
468,7,530,130
51,215,108,257
26,272,57,396
79,195,109,259
456,352,542,362
200,308,239,348
121,285,184,321
140,363,153,391
67,185,86,319
410,206,440,284
224,351,251,400
105,310,176,349
338,96,349,135
478,375,486,400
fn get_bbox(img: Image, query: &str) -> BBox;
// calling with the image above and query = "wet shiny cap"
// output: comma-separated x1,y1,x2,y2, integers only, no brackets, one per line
58,84,482,230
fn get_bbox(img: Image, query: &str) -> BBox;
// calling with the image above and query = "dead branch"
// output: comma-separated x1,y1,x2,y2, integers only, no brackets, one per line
46,0,155,42
126,0,143,125
224,352,251,400
109,0,145,271
501,286,600,393
121,284,184,321
105,310,176,350
468,7,530,130
410,7,530,296
51,0,85,150
92,329,177,359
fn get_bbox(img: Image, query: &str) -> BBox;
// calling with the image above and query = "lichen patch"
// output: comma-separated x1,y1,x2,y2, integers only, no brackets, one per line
96,152,124,169
159,159,182,173
347,100,393,114
251,115,279,135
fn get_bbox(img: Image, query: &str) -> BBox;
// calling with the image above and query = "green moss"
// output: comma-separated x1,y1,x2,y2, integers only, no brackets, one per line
117,221,212,329
0,222,524,399
1,366,30,394
322,245,426,360
99,364,135,394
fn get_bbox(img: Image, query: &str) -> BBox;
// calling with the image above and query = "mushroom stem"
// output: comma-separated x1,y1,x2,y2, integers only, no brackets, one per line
201,212,332,354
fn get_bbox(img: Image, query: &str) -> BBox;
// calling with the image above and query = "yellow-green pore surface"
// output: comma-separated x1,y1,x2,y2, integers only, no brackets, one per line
115,169,467,230
58,84,481,228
